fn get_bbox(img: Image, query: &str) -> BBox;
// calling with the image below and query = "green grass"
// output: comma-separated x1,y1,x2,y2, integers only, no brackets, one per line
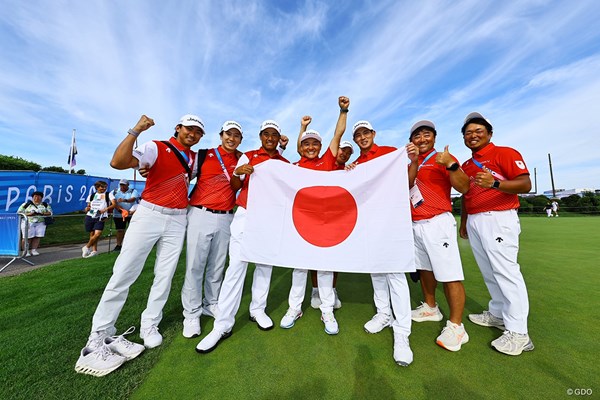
42,214,116,246
1,217,598,400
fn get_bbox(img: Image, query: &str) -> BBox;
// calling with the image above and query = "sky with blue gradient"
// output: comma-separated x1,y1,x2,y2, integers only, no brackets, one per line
2,0,599,192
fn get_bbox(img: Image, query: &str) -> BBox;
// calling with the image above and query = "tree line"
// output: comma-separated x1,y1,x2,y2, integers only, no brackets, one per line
0,154,86,175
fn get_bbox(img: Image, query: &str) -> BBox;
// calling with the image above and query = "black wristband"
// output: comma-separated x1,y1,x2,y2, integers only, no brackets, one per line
492,180,501,189
446,162,460,171
340,108,349,113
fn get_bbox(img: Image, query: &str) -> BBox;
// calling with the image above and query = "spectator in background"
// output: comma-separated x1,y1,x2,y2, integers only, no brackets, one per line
544,202,552,217
551,200,559,217
109,179,139,252
17,191,53,256
82,180,113,258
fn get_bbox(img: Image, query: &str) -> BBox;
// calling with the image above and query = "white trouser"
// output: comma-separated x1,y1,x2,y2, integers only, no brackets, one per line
182,206,234,319
370,273,391,315
91,204,187,332
213,207,272,333
467,209,529,334
388,273,412,336
287,269,334,313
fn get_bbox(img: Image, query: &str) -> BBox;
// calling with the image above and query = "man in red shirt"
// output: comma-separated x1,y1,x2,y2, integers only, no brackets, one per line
351,120,414,366
334,140,354,170
406,120,470,351
181,121,243,339
196,120,289,353
76,114,203,377
280,96,349,335
459,112,534,356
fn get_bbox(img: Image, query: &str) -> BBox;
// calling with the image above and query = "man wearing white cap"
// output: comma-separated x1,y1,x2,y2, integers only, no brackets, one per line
109,178,139,252
196,120,289,353
76,114,203,377
459,112,534,356
335,141,354,170
279,96,349,335
351,120,414,366
406,120,470,351
181,121,243,339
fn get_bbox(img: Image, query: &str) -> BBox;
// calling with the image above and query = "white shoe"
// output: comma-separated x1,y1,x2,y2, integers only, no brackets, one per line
436,321,469,352
183,318,201,338
468,310,505,330
310,288,322,309
202,304,218,319
195,329,232,353
82,246,90,258
86,327,117,350
333,288,342,310
321,311,339,335
103,326,145,360
393,333,413,366
25,251,31,257
75,344,127,377
280,308,303,329
364,313,392,334
31,249,40,256
140,325,163,348
86,251,98,258
491,330,534,356
250,312,274,330
411,302,443,322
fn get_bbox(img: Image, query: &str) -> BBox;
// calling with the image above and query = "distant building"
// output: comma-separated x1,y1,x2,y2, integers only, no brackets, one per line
542,188,596,199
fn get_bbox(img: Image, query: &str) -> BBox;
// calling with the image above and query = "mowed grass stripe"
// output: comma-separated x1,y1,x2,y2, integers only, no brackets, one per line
0,217,597,400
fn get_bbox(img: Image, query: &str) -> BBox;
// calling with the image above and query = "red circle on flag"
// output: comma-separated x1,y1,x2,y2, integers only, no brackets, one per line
292,186,357,247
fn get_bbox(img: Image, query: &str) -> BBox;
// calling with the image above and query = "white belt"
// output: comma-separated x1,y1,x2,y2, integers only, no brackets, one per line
140,200,187,215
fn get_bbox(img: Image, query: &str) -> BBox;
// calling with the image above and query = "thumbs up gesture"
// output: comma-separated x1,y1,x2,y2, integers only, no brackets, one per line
435,145,455,168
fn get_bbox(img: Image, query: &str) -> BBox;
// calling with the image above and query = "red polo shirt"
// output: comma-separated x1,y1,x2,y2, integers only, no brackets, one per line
461,143,529,214
236,147,289,209
141,137,195,209
189,146,239,211
295,148,336,171
411,148,457,221
353,143,396,164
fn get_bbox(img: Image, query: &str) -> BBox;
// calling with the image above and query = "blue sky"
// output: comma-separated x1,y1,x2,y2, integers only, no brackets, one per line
2,0,600,192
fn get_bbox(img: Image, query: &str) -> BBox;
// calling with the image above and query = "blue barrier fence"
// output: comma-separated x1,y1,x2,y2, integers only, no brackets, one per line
0,171,146,214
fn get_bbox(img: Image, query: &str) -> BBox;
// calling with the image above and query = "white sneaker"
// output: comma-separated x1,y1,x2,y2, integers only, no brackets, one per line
86,251,98,258
364,313,392,334
31,249,40,256
183,318,201,338
310,288,322,309
195,329,232,353
104,326,145,360
491,330,534,356
250,311,274,330
82,246,90,258
468,310,505,330
436,321,469,352
202,304,218,319
75,344,127,377
411,302,443,322
280,308,303,329
333,288,342,310
25,251,31,257
86,327,117,350
393,333,413,366
140,325,163,348
321,311,339,335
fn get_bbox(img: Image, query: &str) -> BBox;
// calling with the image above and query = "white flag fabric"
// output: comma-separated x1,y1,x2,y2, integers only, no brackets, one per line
240,148,416,273
68,129,78,168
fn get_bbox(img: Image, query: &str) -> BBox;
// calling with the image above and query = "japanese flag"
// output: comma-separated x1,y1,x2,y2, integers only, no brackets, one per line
240,148,416,273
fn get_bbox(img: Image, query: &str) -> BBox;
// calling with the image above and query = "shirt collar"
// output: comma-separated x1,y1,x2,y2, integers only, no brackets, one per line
472,142,496,158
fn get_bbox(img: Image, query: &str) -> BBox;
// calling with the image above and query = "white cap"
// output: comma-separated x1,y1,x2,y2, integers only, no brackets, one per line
260,120,281,134
463,112,492,127
352,120,374,135
119,179,129,185
339,140,354,153
300,129,322,143
178,114,205,133
221,120,243,135
410,120,436,136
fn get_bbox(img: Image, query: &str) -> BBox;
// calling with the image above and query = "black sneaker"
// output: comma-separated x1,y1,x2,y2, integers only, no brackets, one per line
113,245,122,252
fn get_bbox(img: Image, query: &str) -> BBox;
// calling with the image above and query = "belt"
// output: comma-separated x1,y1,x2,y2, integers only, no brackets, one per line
140,200,187,215
194,205,234,214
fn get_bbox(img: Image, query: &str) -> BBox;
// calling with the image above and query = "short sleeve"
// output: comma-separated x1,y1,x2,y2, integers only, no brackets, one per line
132,141,159,170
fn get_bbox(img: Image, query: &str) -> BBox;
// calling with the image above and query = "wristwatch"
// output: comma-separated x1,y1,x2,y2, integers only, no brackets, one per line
492,180,501,189
446,162,460,171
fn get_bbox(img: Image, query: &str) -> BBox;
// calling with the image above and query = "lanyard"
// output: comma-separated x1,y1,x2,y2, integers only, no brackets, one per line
213,148,231,182
178,150,190,165
418,151,437,171
471,158,506,180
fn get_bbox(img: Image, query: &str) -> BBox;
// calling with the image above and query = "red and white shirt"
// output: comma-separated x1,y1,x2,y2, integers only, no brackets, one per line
353,143,396,164
189,146,239,211
236,147,289,209
133,137,196,209
411,148,457,221
461,142,529,214
295,148,337,171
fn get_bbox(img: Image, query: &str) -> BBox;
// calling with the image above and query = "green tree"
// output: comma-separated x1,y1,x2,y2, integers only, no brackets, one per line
41,166,69,173
0,154,41,171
